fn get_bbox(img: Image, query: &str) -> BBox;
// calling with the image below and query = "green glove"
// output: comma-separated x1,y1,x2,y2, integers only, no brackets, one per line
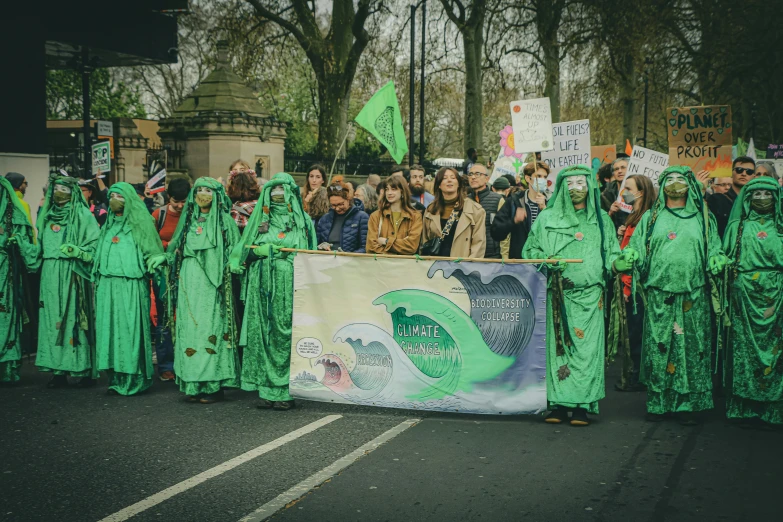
146,254,167,273
613,257,633,273
229,262,245,275
622,247,640,264
6,235,18,245
252,243,281,259
60,243,92,263
544,256,566,272
709,254,730,275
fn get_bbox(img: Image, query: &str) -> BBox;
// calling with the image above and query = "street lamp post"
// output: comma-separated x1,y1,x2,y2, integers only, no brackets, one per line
643,57,652,148
409,4,415,165
409,1,426,166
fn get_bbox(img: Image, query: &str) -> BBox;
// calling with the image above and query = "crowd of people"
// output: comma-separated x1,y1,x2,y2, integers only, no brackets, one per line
0,153,780,429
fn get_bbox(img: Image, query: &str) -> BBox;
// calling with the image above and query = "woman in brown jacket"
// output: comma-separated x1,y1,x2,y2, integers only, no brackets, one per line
421,167,486,258
366,175,423,254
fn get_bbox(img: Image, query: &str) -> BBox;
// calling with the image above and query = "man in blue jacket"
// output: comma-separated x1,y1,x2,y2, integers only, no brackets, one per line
317,183,369,252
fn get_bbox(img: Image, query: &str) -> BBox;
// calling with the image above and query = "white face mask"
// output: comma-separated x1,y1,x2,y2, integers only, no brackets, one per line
751,189,773,200
109,193,124,202
566,175,587,191
54,185,72,195
196,187,213,196
271,187,285,198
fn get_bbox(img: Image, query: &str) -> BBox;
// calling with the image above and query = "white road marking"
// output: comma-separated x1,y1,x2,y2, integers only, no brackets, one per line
97,414,343,522
238,418,420,522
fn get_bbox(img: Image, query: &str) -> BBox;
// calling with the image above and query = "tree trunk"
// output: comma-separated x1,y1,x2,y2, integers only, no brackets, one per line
620,53,637,143
536,0,564,123
462,16,484,158
316,74,350,158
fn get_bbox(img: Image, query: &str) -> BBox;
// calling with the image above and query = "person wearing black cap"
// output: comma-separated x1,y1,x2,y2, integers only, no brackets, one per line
492,176,511,198
4,172,32,226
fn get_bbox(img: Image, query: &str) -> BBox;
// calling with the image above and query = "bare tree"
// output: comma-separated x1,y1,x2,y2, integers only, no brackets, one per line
246,0,384,157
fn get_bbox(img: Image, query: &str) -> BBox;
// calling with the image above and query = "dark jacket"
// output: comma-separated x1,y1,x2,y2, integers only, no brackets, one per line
601,180,627,230
490,190,532,259
706,189,737,239
469,187,503,258
316,206,369,253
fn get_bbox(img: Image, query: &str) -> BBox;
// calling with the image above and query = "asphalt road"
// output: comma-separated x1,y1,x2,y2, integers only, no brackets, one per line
1,359,779,522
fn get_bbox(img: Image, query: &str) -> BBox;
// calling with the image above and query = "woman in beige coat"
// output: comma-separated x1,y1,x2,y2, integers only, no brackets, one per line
421,167,486,258
366,175,423,255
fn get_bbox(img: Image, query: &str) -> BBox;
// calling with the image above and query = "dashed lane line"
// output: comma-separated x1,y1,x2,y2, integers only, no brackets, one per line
238,418,421,522
97,414,343,522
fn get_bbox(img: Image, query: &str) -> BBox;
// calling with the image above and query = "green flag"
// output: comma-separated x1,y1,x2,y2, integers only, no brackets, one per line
354,81,409,164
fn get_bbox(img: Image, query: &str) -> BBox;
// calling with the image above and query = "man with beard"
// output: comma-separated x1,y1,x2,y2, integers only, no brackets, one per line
409,164,434,207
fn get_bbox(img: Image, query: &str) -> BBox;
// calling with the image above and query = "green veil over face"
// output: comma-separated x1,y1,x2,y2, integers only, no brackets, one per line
37,175,90,243
545,164,604,229
726,177,782,229
101,182,163,260
229,172,317,266
655,166,704,217
166,177,236,288
0,177,33,229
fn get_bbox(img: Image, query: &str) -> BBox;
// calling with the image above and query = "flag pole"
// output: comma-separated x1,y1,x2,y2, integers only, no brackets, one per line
328,122,353,185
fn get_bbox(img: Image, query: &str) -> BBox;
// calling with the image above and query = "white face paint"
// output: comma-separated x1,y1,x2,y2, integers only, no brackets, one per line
665,173,687,186
566,175,587,190
196,187,213,195
110,192,125,201
54,184,72,194
751,189,773,200
271,187,285,198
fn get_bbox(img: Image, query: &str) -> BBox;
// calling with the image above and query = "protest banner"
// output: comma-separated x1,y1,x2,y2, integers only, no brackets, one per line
592,144,617,166
540,119,591,181
667,105,732,178
509,98,554,153
616,146,669,212
91,142,111,174
290,253,548,415
767,144,783,159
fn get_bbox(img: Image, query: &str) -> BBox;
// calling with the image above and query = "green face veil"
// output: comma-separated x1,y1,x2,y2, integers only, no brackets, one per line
0,177,34,230
545,164,604,229
95,182,163,265
38,175,90,245
229,172,317,267
166,177,236,288
726,177,782,229
655,166,703,217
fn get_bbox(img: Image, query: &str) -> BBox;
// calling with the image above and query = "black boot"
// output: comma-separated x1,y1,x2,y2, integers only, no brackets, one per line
570,408,590,426
46,375,69,389
544,407,568,424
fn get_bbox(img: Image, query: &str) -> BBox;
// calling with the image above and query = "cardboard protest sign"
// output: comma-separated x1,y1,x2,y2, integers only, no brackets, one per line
509,98,554,153
616,146,669,213
667,105,732,178
592,144,617,166
540,120,591,181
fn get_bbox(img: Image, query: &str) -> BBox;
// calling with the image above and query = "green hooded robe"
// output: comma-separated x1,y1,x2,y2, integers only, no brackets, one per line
0,178,40,382
94,182,165,395
628,166,723,414
522,165,621,414
35,176,100,377
722,177,783,424
228,173,317,402
166,178,241,396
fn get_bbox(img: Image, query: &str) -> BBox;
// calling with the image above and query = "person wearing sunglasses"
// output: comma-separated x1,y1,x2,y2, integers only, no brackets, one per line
706,155,756,238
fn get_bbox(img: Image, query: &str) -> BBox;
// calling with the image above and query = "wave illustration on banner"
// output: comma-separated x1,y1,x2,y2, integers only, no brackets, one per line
290,255,547,414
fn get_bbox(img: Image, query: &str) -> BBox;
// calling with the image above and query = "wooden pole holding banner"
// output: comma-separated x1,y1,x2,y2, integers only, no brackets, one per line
245,246,582,264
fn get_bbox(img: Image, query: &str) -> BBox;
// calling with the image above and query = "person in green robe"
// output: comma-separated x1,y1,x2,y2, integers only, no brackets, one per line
94,182,166,396
522,165,622,426
722,177,783,427
229,172,317,410
165,178,241,403
625,166,729,425
35,176,100,388
0,177,40,383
